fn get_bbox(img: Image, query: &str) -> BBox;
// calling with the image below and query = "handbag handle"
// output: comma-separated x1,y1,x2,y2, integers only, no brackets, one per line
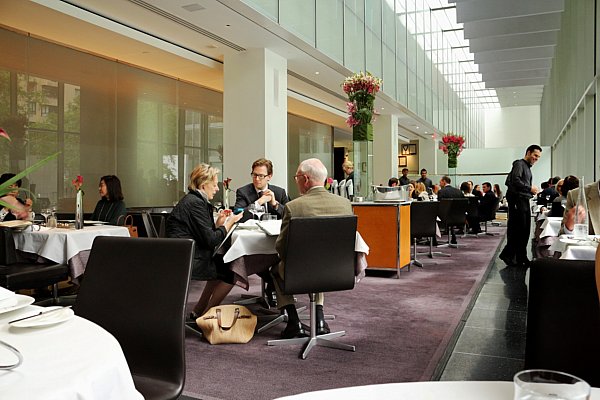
117,214,133,227
216,307,240,331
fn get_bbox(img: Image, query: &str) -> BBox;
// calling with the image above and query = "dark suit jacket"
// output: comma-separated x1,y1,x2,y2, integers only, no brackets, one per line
234,183,289,222
437,185,464,199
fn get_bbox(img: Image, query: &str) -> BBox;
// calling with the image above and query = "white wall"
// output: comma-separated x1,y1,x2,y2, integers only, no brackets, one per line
484,105,541,148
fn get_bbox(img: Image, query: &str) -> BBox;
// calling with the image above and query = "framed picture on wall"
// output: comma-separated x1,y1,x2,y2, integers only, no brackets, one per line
401,144,410,155
398,156,407,167
408,144,417,155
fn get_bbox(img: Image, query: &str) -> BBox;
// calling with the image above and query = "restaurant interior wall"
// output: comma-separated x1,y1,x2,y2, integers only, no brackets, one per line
484,106,541,149
540,0,598,181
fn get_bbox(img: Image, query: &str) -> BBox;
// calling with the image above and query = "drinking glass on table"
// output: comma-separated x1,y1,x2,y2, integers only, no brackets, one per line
254,204,266,221
514,369,590,400
40,208,51,225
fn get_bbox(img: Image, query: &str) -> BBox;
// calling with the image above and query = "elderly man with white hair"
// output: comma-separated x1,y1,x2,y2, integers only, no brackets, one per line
272,158,353,339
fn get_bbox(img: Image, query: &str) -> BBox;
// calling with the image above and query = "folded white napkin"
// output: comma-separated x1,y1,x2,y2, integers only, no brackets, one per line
0,287,17,309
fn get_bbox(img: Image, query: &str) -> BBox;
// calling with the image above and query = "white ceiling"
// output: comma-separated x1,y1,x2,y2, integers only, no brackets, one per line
449,0,564,107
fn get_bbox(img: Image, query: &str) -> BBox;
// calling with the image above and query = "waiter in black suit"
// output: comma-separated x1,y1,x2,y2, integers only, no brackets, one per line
234,158,290,223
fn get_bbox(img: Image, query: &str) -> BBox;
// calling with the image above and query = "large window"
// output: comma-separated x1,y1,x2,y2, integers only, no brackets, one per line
0,27,223,210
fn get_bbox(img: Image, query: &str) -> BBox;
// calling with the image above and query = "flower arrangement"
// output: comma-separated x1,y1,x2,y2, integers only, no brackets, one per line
222,177,232,209
223,177,231,191
440,133,465,168
324,177,334,191
342,71,382,141
72,175,84,192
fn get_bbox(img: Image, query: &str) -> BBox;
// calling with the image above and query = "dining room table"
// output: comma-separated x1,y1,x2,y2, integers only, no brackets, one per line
548,234,600,261
11,224,130,282
0,301,143,400
274,380,600,399
222,220,369,290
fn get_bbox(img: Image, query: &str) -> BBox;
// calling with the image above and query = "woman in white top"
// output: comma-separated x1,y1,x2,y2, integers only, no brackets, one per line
414,182,430,201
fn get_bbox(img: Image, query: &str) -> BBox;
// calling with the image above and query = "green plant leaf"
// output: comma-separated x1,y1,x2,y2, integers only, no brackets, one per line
0,152,60,199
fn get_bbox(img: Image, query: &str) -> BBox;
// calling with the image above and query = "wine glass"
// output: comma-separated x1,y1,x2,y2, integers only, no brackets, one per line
248,204,258,221
514,369,590,400
254,205,266,221
40,208,51,225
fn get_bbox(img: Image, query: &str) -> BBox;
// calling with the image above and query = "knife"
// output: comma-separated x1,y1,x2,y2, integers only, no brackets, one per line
8,306,71,324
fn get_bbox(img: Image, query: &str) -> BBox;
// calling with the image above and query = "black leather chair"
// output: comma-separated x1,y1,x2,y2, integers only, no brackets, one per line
73,236,194,400
437,198,468,248
525,258,600,387
267,216,357,359
0,227,69,304
464,197,480,237
479,197,500,236
410,201,448,268
141,210,160,238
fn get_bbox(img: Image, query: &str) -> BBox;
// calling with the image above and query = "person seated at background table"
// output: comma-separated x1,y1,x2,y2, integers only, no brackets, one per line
438,175,464,244
493,183,502,199
388,177,399,187
460,181,473,197
272,158,353,339
91,175,127,225
407,183,415,200
167,164,243,319
414,182,429,201
537,176,560,206
466,182,496,234
561,177,598,235
472,184,483,198
399,168,410,186
234,158,289,223
0,173,32,221
549,176,578,218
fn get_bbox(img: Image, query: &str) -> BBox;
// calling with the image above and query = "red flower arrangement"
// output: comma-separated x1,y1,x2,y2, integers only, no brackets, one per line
223,177,232,190
72,175,84,191
440,133,465,168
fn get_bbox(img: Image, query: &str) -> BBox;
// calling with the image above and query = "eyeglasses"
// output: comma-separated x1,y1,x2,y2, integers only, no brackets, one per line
251,173,268,180
293,174,306,182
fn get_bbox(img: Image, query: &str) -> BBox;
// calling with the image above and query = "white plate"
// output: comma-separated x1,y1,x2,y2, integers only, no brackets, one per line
0,294,34,315
84,220,109,225
561,237,595,245
10,307,74,328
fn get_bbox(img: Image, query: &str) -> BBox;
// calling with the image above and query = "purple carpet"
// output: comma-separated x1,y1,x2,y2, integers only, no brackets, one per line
183,227,506,400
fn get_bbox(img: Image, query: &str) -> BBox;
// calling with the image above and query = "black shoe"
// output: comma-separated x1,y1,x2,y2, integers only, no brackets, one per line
499,253,515,266
280,322,307,339
316,318,330,335
187,312,199,323
450,237,457,245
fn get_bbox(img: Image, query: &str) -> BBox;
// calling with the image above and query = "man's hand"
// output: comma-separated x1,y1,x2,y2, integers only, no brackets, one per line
531,185,539,195
260,189,277,207
564,205,587,231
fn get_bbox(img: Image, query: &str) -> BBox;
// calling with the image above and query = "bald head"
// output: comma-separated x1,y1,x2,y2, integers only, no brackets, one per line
297,158,328,188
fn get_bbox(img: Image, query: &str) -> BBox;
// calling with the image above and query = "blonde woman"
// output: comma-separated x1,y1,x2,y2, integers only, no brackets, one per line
166,164,243,318
414,182,430,201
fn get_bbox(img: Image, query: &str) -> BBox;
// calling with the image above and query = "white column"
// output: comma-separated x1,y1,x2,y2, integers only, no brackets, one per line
223,48,288,194
373,114,399,186
418,137,438,175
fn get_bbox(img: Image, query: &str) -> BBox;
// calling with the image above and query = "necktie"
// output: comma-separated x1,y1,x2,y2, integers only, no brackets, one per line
258,191,263,199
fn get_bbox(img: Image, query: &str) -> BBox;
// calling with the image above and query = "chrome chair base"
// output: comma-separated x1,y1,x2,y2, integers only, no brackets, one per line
267,295,354,359
257,306,307,334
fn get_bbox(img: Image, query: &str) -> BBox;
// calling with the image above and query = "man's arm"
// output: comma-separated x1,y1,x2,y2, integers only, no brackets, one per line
508,161,532,195
275,204,292,261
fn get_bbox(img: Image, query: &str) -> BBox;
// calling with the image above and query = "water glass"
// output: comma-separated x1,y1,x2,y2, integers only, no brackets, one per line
514,369,590,400
262,214,277,221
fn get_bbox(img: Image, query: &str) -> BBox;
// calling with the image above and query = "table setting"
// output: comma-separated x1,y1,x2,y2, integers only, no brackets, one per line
548,234,600,261
0,286,143,399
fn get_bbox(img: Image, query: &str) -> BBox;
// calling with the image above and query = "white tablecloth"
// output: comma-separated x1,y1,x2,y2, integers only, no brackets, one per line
539,216,563,238
12,226,130,280
275,381,600,400
550,234,600,258
222,228,370,281
0,305,143,400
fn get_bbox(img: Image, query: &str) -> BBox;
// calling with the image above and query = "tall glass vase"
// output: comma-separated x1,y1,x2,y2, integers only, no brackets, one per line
222,188,231,210
447,154,458,186
353,140,373,200
75,189,84,230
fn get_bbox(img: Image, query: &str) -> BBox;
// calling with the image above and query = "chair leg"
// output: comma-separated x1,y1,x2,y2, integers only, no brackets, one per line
234,277,270,308
259,305,309,333
267,294,355,359
410,238,423,269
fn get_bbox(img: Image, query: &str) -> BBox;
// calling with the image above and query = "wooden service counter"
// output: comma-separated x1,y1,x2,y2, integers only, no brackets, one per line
352,201,411,276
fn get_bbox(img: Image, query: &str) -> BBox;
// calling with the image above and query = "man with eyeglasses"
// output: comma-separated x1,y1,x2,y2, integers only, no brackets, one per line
234,158,289,223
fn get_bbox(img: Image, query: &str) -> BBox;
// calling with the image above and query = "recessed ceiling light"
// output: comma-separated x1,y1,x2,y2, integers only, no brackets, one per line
381,107,384,110
207,44,218,49
225,24,231,27
415,126,419,129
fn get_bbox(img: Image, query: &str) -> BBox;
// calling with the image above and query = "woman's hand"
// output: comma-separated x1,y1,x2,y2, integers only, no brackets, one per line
215,209,243,231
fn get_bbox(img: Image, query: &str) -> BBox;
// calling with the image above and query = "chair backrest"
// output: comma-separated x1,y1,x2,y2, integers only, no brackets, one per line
338,179,347,198
480,196,500,222
0,228,19,265
438,198,468,226
151,213,167,238
525,258,600,386
465,197,480,218
141,211,159,238
282,216,356,295
73,236,194,398
410,201,439,238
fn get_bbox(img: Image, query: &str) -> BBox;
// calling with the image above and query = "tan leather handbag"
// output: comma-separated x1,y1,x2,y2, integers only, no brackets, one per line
196,305,257,345
118,215,138,238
